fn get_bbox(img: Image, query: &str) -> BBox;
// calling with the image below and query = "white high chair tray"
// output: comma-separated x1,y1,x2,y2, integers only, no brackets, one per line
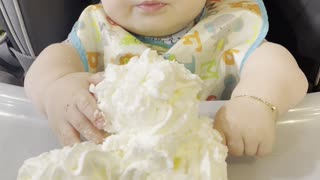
1,83,319,180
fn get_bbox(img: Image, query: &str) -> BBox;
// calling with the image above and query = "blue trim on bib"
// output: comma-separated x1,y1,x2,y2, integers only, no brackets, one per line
69,21,89,72
239,0,269,72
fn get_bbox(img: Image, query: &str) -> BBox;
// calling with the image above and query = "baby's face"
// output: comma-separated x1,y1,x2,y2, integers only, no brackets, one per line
101,0,206,37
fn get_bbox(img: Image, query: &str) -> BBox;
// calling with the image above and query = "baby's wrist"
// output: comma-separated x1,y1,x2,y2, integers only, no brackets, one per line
231,95,279,121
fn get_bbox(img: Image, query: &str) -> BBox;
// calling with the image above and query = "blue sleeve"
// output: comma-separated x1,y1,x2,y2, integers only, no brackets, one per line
239,0,269,72
67,21,89,72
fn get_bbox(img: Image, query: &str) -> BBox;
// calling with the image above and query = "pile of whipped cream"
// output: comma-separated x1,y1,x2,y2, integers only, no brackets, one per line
17,49,228,180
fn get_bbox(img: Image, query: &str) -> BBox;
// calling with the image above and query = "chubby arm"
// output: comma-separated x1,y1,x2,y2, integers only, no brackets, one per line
24,43,85,113
214,42,308,156
24,43,105,145
232,42,308,114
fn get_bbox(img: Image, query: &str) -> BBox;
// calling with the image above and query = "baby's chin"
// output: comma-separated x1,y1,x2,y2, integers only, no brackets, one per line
125,23,188,37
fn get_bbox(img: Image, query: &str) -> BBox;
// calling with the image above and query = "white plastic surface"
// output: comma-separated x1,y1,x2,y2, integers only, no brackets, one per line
1,82,320,180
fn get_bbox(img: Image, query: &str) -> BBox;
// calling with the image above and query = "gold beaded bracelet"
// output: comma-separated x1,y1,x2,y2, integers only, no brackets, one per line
232,95,279,119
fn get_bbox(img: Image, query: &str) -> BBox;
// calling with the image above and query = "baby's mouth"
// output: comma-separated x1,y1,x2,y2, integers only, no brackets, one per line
136,1,167,13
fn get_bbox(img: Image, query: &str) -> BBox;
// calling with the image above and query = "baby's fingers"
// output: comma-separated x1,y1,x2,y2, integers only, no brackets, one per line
56,122,81,146
227,135,244,156
214,108,243,156
74,90,105,129
89,72,104,85
243,137,259,156
68,110,105,144
256,132,275,157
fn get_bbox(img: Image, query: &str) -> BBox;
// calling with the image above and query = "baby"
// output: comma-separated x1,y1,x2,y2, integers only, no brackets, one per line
24,0,308,157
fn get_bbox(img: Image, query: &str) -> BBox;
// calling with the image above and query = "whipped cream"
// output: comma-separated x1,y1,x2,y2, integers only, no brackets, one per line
17,49,228,180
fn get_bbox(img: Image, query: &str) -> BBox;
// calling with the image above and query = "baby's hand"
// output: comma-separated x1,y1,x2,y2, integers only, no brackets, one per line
44,72,106,146
89,72,105,85
213,97,276,156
